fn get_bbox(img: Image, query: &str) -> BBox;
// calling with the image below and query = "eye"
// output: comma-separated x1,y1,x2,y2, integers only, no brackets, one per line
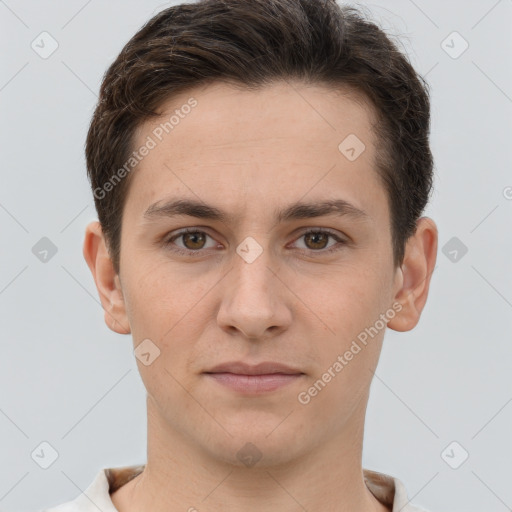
163,228,219,256
162,227,348,257
291,229,347,254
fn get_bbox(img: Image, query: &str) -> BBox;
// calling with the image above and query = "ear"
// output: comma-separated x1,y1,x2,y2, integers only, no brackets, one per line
387,216,438,332
82,221,131,335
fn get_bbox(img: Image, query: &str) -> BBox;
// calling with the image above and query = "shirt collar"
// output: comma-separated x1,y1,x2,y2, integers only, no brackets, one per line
65,463,423,512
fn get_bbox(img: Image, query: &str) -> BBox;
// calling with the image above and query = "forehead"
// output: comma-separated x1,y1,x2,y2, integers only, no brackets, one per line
125,80,386,224
144,79,376,149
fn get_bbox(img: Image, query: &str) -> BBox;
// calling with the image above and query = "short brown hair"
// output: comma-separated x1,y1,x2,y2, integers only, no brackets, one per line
86,0,434,274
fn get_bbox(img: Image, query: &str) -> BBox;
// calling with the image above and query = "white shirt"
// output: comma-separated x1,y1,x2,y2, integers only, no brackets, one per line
41,464,430,511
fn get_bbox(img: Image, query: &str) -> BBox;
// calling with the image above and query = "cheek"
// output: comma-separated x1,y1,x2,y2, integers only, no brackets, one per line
123,256,209,328
122,264,211,394
305,264,385,336
297,279,387,421
300,265,390,398
121,260,222,383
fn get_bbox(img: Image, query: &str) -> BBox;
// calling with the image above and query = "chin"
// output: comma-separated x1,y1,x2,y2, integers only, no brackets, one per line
199,420,308,469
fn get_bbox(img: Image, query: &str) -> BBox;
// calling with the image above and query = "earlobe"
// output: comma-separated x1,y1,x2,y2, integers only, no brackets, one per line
82,221,131,335
387,217,438,333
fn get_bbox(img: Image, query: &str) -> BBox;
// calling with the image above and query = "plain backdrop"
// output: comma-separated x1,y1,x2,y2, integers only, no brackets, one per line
1,1,511,511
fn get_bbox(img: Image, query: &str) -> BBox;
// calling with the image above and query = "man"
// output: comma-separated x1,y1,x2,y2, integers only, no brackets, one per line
44,0,437,510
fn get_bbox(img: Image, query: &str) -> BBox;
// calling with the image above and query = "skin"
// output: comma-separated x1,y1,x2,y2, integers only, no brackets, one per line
83,80,437,512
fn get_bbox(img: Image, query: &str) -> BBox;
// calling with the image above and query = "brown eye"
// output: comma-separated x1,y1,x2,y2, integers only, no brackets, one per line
304,232,329,250
181,231,206,250
164,229,218,256
292,229,347,254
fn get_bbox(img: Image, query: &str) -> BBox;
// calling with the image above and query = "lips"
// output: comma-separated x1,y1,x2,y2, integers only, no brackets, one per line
204,361,304,376
203,361,305,394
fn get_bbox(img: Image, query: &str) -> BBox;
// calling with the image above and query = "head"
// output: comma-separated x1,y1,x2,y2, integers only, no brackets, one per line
83,0,437,468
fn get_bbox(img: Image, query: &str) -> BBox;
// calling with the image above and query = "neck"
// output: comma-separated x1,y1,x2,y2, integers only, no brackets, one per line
111,397,389,512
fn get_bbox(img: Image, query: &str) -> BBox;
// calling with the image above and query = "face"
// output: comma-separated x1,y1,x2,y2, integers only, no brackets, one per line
91,80,416,467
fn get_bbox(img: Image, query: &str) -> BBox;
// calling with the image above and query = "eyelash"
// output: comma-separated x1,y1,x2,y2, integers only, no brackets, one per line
162,227,347,257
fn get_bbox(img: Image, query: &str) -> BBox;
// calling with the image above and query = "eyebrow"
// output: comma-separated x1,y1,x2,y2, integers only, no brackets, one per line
143,197,370,224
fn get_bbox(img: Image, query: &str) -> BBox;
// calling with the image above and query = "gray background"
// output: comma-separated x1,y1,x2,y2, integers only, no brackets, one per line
1,0,511,511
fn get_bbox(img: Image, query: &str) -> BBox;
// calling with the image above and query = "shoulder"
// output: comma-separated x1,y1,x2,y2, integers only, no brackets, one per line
363,467,434,512
40,467,116,512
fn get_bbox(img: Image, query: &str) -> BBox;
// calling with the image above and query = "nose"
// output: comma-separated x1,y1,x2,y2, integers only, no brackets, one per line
216,243,292,341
